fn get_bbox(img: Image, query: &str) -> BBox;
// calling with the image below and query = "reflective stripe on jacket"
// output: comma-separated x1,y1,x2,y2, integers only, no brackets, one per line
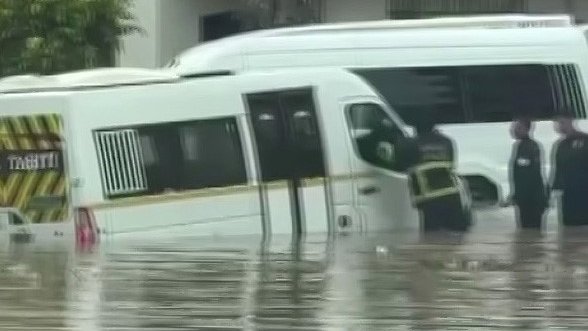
409,161,460,205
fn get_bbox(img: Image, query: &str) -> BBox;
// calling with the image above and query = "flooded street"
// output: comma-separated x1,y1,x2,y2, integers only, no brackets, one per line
3,209,588,330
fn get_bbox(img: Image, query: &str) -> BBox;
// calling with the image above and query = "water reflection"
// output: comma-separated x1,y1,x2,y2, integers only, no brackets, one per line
0,244,69,330
4,225,588,330
551,228,588,326
510,230,548,330
247,238,330,330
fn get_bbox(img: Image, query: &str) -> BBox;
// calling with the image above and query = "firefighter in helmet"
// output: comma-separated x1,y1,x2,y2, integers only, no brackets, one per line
406,113,470,232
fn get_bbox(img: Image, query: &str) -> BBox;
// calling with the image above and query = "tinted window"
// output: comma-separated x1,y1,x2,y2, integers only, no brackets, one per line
355,67,465,124
347,103,407,171
96,117,247,198
466,65,554,122
281,91,325,179
177,120,247,190
137,124,184,193
355,64,585,124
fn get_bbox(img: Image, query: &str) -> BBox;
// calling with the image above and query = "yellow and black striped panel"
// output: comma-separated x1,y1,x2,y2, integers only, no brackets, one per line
0,114,69,223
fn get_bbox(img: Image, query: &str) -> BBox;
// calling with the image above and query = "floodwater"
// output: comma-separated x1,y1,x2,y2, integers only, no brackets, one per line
3,209,588,330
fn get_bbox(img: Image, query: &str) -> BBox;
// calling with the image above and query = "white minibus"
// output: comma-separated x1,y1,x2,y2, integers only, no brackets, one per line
168,14,588,204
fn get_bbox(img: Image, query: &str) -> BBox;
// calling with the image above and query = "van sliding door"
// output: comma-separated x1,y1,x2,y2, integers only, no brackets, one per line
246,88,330,237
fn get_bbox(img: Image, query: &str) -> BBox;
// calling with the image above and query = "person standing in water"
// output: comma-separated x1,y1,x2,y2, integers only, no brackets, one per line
405,114,470,232
505,117,547,229
550,113,588,226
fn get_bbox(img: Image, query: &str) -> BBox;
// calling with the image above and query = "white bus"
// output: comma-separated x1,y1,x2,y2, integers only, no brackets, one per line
168,14,588,204
0,67,460,242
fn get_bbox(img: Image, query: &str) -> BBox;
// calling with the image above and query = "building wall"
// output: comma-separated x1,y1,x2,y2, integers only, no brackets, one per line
159,0,244,67
118,0,588,69
527,0,588,22
118,0,243,68
117,0,159,68
324,0,387,22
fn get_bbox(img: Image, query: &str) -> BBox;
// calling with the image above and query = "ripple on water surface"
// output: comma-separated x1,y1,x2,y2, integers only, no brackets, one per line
2,221,588,330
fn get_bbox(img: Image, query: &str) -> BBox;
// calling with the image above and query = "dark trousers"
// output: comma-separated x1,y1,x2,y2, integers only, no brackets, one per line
420,194,469,232
561,192,588,226
516,205,544,229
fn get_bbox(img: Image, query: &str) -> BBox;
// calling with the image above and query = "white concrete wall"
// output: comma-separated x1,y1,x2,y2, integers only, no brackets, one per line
117,0,160,68
324,0,387,22
159,0,243,67
117,0,588,69
118,0,244,68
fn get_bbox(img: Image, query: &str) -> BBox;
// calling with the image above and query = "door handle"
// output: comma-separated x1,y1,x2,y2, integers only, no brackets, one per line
359,186,381,195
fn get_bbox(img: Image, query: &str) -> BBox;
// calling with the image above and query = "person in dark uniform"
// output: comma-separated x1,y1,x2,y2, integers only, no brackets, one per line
550,113,588,226
406,116,470,232
506,117,547,229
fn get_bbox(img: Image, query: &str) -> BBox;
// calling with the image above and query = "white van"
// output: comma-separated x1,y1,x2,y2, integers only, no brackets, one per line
0,67,458,241
168,14,588,204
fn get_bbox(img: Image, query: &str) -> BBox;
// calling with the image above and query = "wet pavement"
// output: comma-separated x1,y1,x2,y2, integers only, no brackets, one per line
3,208,588,330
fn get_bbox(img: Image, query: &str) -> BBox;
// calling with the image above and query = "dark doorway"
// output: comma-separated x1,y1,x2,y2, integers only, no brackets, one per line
201,11,244,42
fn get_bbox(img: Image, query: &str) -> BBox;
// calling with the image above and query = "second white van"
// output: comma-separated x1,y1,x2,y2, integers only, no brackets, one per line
168,14,588,205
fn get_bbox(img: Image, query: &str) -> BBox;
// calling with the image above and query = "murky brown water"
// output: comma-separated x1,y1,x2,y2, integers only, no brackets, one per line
2,210,588,330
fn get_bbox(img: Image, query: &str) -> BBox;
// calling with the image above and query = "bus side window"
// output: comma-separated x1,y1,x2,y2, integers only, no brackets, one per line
346,103,405,172
95,117,248,199
355,64,586,124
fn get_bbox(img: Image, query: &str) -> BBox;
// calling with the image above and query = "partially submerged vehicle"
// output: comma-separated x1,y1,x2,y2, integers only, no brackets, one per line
0,67,463,242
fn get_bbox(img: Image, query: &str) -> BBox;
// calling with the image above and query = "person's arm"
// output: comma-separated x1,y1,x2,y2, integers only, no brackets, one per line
547,139,564,205
535,140,549,203
550,140,563,191
502,142,518,207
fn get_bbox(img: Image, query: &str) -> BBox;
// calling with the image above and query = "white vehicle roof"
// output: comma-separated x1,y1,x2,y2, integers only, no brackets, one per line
0,67,378,122
168,14,582,76
0,67,179,93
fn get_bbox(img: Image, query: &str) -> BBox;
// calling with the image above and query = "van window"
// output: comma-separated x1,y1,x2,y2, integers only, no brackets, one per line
466,65,557,122
175,120,246,191
354,67,465,125
95,129,148,197
354,64,586,124
346,103,406,172
95,117,247,198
